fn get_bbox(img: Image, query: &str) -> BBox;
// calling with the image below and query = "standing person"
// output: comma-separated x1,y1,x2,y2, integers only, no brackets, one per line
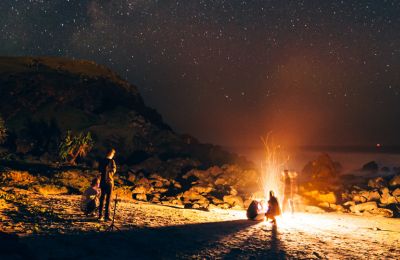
98,148,117,221
266,190,281,224
282,170,294,214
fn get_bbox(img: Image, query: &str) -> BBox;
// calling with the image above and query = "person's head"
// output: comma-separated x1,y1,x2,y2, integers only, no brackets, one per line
106,148,116,159
269,190,275,199
91,177,100,187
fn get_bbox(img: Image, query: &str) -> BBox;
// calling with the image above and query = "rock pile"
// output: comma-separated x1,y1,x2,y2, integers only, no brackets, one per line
340,175,400,217
116,164,258,210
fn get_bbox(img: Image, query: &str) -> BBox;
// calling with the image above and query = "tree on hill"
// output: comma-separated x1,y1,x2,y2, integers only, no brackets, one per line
59,131,94,165
0,115,7,144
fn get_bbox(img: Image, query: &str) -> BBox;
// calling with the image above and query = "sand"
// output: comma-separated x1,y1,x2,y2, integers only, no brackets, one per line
0,189,399,259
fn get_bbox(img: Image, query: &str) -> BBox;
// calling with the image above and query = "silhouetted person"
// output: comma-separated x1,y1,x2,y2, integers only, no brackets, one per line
282,170,294,214
246,200,267,221
266,190,281,224
98,148,117,221
81,177,100,216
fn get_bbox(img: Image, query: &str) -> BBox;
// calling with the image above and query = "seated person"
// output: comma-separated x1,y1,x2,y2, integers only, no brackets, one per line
265,190,281,224
246,200,267,221
81,177,101,216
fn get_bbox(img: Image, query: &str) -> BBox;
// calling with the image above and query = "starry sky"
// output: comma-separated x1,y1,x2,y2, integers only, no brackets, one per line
1,0,400,151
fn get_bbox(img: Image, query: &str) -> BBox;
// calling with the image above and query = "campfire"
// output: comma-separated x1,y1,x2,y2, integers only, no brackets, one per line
260,134,289,206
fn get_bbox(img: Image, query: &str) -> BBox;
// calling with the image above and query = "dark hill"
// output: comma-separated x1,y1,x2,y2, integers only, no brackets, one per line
0,56,251,177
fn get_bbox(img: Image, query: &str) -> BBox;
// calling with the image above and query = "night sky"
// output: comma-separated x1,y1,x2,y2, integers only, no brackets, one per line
1,1,399,150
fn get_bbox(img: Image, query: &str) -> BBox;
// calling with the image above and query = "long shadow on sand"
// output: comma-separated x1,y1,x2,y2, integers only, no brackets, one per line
4,219,287,259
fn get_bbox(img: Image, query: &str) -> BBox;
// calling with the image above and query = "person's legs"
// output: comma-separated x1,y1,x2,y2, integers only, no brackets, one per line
99,187,106,218
289,198,294,214
282,196,289,213
104,184,113,220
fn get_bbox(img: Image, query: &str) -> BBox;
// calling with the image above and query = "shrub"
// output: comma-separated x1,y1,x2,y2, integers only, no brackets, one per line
59,131,94,165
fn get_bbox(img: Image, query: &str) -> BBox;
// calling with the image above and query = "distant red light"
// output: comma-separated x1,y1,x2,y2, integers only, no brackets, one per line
376,143,381,148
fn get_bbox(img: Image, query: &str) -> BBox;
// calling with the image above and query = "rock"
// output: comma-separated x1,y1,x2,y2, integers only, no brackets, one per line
127,173,136,184
301,154,339,181
380,193,397,205
379,187,397,204
211,197,224,205
136,177,150,186
132,186,148,194
350,202,378,213
229,187,238,196
182,190,205,201
135,193,147,201
153,188,168,193
189,185,213,194
214,177,227,186
192,203,200,209
114,186,134,201
367,190,381,201
304,206,325,213
223,195,244,208
352,192,367,203
362,161,379,172
152,181,164,188
369,208,394,218
218,203,231,209
170,198,183,206
389,175,400,187
368,177,387,189
172,181,182,189
343,201,355,207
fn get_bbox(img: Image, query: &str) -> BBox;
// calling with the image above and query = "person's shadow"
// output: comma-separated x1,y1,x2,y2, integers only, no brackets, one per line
6,219,287,259
223,221,286,259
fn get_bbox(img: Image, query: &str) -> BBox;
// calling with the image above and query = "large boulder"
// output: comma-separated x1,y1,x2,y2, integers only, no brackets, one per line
301,154,339,181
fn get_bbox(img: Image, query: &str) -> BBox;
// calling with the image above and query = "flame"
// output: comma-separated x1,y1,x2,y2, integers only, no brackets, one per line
260,133,289,206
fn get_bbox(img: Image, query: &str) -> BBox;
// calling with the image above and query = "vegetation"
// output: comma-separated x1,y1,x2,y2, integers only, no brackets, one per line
0,115,7,144
59,131,94,165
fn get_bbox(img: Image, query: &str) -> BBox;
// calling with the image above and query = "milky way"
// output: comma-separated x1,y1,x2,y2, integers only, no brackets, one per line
1,1,399,149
